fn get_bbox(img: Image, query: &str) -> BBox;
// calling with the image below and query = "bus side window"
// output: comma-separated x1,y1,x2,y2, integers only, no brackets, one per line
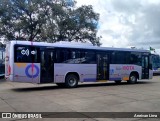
111,51,128,64
81,51,96,64
15,46,39,63
56,49,66,63
69,50,81,64
130,52,142,66
56,49,81,64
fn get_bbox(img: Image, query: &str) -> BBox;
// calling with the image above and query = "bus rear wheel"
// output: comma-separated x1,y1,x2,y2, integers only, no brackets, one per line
65,74,78,88
128,73,137,84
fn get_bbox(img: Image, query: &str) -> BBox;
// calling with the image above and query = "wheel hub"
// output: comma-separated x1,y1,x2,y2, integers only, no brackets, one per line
69,78,76,86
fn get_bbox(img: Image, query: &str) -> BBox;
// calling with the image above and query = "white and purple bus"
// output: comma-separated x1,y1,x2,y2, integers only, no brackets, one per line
5,41,153,88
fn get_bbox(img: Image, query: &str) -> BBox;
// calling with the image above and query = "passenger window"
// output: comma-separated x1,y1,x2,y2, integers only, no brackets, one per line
81,51,96,64
14,45,39,63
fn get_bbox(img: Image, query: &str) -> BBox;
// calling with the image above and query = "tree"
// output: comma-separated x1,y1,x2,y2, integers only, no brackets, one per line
0,0,101,46
0,42,5,48
0,0,47,41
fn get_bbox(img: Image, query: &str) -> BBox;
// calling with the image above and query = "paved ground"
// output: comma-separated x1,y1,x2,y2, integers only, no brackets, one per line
0,76,160,121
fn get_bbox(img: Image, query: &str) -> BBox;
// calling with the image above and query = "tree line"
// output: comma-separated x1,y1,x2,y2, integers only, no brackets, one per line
0,0,101,46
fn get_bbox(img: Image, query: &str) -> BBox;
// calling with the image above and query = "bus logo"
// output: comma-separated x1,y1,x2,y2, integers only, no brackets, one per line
21,49,29,56
31,51,36,55
25,64,39,78
2,113,11,118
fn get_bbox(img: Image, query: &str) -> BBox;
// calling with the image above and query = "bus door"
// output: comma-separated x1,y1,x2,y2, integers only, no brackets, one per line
97,53,109,80
40,50,54,83
142,55,149,79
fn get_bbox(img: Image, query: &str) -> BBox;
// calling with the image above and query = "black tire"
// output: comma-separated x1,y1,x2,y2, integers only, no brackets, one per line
115,80,122,84
56,83,65,87
65,74,78,88
128,73,137,84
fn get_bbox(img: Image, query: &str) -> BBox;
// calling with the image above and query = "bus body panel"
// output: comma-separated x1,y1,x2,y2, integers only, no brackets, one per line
10,42,14,81
13,63,40,83
109,64,142,80
149,69,153,79
5,42,14,81
54,63,97,83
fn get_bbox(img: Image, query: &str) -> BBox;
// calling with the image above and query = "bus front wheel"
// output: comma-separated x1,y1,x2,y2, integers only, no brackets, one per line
128,73,137,84
65,74,78,88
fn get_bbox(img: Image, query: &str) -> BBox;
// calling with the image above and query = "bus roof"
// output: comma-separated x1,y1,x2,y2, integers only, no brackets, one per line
9,40,149,53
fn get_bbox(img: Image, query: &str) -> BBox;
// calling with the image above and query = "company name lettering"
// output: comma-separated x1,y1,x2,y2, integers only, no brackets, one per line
123,66,134,70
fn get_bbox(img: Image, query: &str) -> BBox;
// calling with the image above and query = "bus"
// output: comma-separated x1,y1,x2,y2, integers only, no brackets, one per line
5,41,153,88
151,54,160,75
0,48,5,77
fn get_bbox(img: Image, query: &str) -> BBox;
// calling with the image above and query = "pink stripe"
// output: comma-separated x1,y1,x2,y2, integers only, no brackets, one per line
31,41,34,77
31,63,34,75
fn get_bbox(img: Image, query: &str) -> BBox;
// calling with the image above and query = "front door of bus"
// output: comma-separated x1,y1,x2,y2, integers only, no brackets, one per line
142,55,149,79
97,53,109,80
40,50,54,83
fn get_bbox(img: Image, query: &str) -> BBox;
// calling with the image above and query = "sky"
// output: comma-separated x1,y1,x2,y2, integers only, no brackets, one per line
76,0,160,54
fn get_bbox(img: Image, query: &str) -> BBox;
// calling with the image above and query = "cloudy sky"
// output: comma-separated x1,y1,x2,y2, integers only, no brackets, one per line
76,0,160,53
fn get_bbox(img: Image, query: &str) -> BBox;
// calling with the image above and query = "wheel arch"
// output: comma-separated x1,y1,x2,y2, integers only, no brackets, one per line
130,71,139,80
65,72,80,82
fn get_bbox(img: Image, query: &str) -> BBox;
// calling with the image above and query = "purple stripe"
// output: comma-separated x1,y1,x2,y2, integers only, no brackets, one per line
109,78,121,81
83,78,96,82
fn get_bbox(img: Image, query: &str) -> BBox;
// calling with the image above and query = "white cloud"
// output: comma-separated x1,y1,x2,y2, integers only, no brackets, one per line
76,0,160,54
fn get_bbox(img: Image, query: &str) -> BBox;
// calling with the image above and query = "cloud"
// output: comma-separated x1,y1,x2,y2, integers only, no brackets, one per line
112,0,141,14
76,0,160,53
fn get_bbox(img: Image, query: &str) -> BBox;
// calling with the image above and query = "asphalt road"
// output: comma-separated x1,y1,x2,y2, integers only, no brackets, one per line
0,76,160,121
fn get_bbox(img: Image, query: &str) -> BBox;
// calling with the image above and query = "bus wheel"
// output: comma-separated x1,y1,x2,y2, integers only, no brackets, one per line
128,73,137,84
65,74,78,88
56,83,65,87
115,80,121,84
